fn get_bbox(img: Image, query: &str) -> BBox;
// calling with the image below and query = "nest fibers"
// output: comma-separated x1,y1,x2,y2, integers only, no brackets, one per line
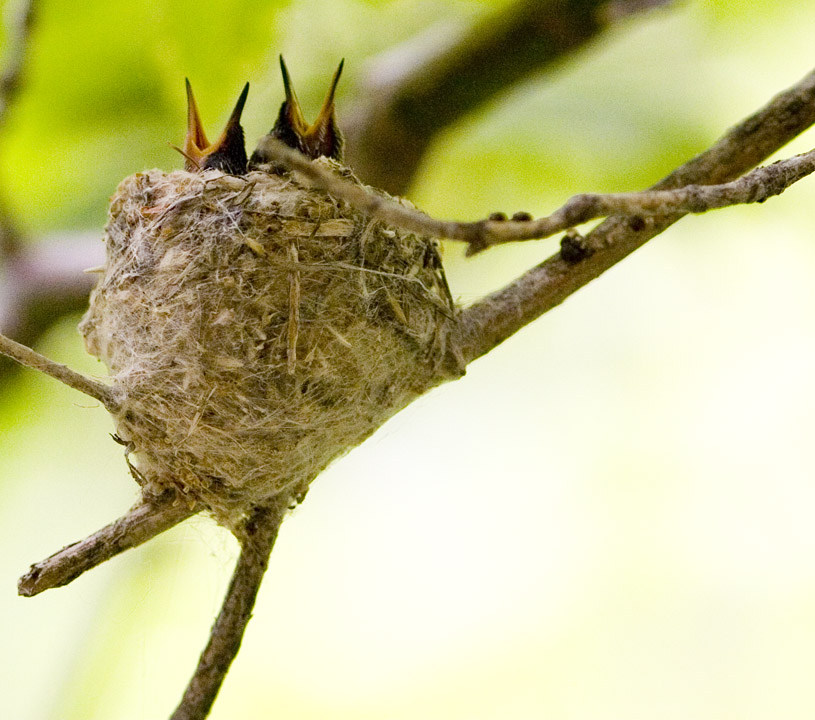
80,162,462,527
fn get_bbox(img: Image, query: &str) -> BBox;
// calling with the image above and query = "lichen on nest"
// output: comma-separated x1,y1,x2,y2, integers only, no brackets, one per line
80,161,461,527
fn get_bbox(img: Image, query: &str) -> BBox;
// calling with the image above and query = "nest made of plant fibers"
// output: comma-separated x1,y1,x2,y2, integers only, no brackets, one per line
80,161,461,528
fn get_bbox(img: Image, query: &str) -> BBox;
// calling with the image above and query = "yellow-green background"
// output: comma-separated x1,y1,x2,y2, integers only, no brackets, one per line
3,1,815,718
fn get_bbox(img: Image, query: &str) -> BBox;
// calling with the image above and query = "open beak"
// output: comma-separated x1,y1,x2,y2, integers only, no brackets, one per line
300,58,343,160
253,56,344,166
180,80,250,175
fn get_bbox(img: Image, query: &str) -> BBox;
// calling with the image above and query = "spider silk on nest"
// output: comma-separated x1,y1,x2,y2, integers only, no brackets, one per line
80,162,461,529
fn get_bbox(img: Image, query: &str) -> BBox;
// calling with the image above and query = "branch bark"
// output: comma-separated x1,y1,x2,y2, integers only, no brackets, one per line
344,0,673,194
0,330,118,409
169,502,285,720
462,148,815,253
453,66,815,362
253,138,815,252
18,488,199,596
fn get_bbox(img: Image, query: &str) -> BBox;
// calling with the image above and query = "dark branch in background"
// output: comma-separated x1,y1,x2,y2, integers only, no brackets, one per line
0,231,101,336
170,502,285,720
18,488,199,596
0,0,37,258
344,0,674,194
0,1,102,389
0,232,102,386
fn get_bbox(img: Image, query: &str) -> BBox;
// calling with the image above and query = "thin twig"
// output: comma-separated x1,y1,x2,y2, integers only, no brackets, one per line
18,488,199,596
462,147,815,254
0,331,118,411
344,0,674,193
453,65,815,363
253,137,815,253
170,502,285,720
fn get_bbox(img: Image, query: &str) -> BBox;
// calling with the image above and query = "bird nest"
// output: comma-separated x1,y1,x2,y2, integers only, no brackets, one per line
80,162,460,527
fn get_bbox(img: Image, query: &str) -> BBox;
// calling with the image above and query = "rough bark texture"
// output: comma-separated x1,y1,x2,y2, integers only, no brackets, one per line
18,488,198,596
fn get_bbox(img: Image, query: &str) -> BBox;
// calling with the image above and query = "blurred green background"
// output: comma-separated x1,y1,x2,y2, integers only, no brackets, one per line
3,1,815,719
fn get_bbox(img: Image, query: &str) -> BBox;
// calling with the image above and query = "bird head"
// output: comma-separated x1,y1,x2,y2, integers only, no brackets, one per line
180,80,249,174
271,56,344,161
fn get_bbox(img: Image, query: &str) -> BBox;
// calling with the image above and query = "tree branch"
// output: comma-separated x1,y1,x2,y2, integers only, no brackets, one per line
453,65,815,363
0,231,101,332
169,502,285,720
344,0,674,194
0,330,118,410
18,488,199,596
253,138,815,253
464,147,815,254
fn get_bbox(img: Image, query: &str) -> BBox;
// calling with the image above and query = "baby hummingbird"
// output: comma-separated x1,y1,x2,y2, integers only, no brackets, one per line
180,80,250,174
250,56,344,168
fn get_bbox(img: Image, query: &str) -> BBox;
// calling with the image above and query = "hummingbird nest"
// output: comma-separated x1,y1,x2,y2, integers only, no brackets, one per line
80,163,459,527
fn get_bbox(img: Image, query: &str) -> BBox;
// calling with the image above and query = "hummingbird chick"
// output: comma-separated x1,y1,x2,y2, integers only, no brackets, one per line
180,80,250,175
250,56,344,169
